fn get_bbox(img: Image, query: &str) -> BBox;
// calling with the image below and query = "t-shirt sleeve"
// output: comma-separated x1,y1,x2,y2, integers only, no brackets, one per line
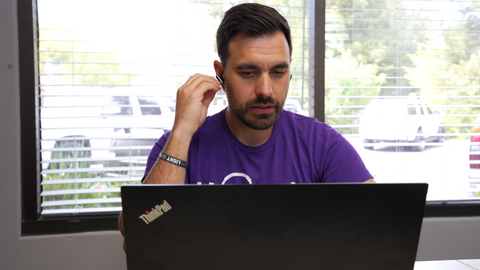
318,126,373,183
141,132,170,182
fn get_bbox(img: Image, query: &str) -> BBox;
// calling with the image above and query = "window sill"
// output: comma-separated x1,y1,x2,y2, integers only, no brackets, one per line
22,214,120,236
424,200,480,217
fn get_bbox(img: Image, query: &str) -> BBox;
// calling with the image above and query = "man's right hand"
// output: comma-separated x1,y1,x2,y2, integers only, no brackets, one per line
142,74,222,185
172,74,222,138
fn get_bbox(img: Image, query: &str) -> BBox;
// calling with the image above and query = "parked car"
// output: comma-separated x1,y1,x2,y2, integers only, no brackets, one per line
101,95,175,158
40,91,112,170
469,113,480,169
40,88,176,169
359,96,443,151
468,113,480,196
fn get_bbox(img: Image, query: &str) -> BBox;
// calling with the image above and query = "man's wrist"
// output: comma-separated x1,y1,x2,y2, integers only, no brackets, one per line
158,152,189,168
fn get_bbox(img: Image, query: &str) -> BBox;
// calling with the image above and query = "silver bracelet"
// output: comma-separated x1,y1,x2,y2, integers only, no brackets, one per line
158,152,188,168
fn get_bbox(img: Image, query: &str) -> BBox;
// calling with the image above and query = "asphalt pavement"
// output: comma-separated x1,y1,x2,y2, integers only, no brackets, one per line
347,138,477,201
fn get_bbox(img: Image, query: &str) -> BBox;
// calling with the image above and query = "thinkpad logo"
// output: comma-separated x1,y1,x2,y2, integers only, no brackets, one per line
139,200,172,224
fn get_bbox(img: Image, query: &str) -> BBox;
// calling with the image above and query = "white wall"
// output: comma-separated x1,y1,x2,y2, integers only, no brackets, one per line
419,217,480,260
0,0,479,269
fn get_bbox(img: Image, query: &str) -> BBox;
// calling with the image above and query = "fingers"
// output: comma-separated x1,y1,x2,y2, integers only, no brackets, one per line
185,73,219,86
176,76,220,110
176,74,222,113
203,89,217,107
118,212,127,252
118,212,125,236
181,74,220,94
173,74,222,136
179,74,221,99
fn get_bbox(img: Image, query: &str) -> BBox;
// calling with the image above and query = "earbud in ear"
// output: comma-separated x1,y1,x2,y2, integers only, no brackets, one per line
216,74,226,89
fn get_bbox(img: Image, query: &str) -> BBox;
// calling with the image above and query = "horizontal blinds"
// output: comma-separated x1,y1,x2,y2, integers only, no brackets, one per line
37,0,313,215
325,0,480,200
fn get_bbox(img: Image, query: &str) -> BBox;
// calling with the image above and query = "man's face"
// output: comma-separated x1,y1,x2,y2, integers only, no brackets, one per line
222,31,291,130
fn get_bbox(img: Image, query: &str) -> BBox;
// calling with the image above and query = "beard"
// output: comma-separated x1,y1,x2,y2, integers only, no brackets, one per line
226,93,285,131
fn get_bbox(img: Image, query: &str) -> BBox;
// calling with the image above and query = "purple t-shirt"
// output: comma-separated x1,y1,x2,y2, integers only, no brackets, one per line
143,109,372,184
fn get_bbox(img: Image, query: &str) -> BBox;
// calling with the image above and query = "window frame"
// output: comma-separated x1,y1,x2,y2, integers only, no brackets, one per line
19,0,120,235
19,0,480,236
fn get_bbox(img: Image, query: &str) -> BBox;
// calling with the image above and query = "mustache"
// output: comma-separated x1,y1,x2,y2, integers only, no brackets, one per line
246,97,279,106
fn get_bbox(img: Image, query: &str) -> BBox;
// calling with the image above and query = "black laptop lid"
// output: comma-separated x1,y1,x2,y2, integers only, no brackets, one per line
121,183,428,270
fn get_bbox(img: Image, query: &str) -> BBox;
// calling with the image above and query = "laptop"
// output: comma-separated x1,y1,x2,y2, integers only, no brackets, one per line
121,183,428,270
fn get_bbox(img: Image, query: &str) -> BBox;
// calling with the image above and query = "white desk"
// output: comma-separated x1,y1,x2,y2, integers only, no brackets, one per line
415,259,480,270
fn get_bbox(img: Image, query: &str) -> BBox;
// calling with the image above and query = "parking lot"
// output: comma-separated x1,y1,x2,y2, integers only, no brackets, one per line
347,138,477,201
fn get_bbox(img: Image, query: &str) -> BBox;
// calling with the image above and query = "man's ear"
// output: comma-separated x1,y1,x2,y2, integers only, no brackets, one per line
213,60,224,76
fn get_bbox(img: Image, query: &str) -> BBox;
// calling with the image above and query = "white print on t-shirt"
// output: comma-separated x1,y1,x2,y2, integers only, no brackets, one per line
222,172,252,185
196,172,253,185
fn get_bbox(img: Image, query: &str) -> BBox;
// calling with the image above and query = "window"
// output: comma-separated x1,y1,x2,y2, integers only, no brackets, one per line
20,0,480,235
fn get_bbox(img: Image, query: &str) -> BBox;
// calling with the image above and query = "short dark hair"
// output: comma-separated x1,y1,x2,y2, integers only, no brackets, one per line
216,3,292,66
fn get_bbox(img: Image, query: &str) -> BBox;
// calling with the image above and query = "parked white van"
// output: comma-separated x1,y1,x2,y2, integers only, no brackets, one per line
359,95,443,151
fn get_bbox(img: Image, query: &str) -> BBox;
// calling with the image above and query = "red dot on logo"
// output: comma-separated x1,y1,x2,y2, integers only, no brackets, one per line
146,211,149,214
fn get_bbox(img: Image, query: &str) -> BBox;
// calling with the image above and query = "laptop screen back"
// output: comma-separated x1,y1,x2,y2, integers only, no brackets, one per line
121,183,427,270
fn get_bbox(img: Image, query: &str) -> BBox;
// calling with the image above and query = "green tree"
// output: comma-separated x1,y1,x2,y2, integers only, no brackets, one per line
326,0,429,96
405,2,480,138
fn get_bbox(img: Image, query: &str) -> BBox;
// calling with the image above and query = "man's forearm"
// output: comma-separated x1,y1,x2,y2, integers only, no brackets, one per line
143,129,192,185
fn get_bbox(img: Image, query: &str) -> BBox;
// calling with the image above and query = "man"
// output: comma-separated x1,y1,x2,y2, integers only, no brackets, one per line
120,2,373,250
